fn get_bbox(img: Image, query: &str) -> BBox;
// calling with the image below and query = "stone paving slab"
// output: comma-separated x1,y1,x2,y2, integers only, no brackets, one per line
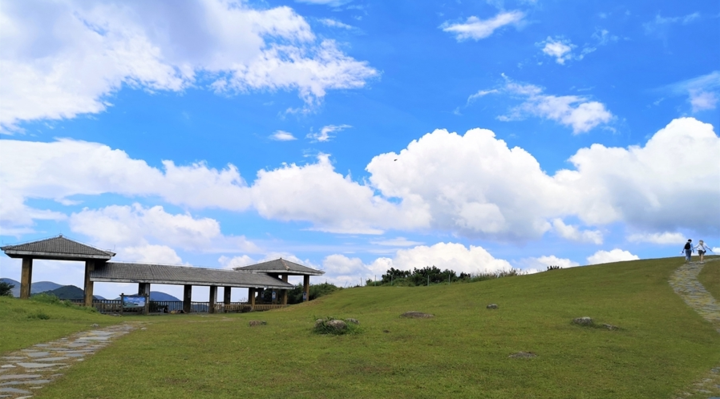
0,377,39,382
0,323,136,399
0,381,50,387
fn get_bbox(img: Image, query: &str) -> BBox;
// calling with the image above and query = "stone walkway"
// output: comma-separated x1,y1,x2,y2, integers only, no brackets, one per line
0,324,135,399
669,259,720,398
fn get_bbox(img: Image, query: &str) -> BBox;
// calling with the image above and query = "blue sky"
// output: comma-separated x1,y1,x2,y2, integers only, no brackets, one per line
1,0,718,300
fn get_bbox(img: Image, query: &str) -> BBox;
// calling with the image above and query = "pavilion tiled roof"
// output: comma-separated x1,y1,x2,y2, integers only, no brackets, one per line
233,258,324,276
92,262,295,289
1,236,115,260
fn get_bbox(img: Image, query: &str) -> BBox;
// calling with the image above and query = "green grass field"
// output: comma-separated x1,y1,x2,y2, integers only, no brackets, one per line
3,257,719,398
0,295,120,354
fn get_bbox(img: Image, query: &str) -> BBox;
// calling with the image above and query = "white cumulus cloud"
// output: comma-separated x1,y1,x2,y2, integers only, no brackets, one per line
0,0,376,131
519,255,580,272
320,242,513,286
441,11,525,41
68,203,258,255
587,249,639,265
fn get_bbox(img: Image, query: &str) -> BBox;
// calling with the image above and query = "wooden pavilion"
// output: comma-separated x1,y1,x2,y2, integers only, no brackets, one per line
1,236,324,313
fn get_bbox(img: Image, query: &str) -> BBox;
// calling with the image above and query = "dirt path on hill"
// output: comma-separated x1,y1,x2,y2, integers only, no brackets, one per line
669,259,720,398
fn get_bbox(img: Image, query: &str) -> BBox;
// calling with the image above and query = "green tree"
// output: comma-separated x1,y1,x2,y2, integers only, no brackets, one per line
0,282,15,297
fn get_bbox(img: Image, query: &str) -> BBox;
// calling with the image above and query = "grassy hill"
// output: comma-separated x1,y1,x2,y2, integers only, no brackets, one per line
26,257,719,398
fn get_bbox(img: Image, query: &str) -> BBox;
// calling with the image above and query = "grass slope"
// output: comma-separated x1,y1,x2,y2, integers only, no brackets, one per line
698,257,720,302
25,258,720,398
0,296,120,354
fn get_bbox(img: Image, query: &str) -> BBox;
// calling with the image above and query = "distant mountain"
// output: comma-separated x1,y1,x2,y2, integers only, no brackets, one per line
32,281,63,293
1,278,62,298
33,285,104,300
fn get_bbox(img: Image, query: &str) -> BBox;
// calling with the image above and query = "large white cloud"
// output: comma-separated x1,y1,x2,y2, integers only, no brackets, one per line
249,153,429,234
0,0,377,130
560,117,720,233
367,127,564,240
0,139,252,233
1,118,718,241
68,203,258,258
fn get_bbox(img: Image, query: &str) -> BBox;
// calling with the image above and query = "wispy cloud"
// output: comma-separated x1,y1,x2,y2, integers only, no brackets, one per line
468,75,613,133
539,37,576,64
370,237,424,247
319,18,354,29
296,0,353,6
627,232,686,245
643,12,701,37
661,71,720,113
270,130,297,141
441,11,525,41
308,124,352,142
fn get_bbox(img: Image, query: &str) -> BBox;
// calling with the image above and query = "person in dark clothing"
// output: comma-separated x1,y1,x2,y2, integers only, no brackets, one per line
681,239,693,262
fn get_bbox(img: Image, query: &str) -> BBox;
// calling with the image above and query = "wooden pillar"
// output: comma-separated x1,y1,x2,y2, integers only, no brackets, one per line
138,283,150,315
281,274,288,305
209,285,217,314
249,287,256,308
138,282,151,296
20,257,33,299
223,286,231,305
303,275,310,302
83,260,95,307
183,285,192,313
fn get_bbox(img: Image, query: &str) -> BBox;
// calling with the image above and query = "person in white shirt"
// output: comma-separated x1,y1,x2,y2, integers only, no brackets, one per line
694,240,712,262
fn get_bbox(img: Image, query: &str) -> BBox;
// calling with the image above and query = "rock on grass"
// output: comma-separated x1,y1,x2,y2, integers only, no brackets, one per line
401,311,434,318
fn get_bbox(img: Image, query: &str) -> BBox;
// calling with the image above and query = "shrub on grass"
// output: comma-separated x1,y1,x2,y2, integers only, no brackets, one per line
28,311,51,320
30,293,98,313
312,316,361,335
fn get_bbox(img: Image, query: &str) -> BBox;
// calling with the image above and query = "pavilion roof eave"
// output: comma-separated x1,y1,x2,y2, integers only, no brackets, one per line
89,276,292,290
241,269,325,276
2,250,113,260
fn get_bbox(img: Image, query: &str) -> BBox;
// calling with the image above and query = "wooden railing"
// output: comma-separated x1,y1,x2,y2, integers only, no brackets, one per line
68,299,288,313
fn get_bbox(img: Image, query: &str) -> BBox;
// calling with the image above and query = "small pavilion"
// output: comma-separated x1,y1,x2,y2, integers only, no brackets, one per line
234,258,325,306
1,236,324,313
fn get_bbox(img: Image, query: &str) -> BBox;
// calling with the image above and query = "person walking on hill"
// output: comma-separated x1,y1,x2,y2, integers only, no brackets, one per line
682,239,693,262
694,240,712,262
